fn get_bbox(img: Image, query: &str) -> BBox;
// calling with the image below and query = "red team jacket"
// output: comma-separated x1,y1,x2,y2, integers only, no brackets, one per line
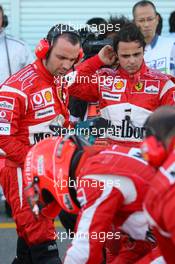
0,59,71,245
0,59,70,166
68,55,175,147
144,149,175,264
64,145,156,264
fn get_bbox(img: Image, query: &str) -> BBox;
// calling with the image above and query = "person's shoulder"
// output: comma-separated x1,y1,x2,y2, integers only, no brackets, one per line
5,34,26,47
2,63,38,94
158,35,175,46
144,66,170,81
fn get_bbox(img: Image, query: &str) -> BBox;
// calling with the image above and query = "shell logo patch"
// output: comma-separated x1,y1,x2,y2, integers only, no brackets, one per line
44,90,52,102
114,80,125,89
31,88,54,109
112,79,126,92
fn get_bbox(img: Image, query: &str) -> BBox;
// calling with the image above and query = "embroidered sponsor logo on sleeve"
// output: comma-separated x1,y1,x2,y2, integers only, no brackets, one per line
35,106,55,119
0,110,13,123
77,188,87,206
0,123,11,135
102,92,121,101
0,96,14,110
31,88,54,109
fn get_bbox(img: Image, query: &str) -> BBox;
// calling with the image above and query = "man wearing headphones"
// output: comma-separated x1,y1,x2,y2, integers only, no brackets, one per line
0,5,34,84
67,23,175,147
0,24,81,263
141,105,175,263
132,1,175,76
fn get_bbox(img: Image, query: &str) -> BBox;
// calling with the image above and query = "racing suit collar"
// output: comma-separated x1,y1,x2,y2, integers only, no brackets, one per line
34,59,54,84
118,62,147,80
149,34,159,49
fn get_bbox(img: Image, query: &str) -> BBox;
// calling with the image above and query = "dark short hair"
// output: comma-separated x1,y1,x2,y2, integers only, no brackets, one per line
144,106,175,143
169,11,175,33
106,15,131,38
156,12,163,35
46,24,81,59
113,23,146,52
132,0,157,16
0,5,4,15
47,24,80,46
86,17,107,27
86,17,107,37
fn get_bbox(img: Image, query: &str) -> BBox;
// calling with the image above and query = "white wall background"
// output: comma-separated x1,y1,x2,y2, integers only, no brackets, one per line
1,0,175,52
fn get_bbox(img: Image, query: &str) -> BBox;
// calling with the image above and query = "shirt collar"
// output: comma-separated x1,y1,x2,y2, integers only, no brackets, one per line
33,59,54,84
148,34,159,49
118,61,147,80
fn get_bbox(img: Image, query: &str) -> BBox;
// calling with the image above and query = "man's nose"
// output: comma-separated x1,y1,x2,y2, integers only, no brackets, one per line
129,56,136,64
62,60,73,71
143,20,150,27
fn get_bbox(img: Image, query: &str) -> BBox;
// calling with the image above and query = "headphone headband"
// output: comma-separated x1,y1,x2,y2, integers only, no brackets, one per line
47,24,80,44
35,24,82,59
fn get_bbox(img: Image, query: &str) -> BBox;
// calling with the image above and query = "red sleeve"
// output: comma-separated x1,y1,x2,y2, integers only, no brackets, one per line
64,178,124,264
68,55,104,102
159,79,175,105
162,187,175,245
152,187,175,264
0,86,30,165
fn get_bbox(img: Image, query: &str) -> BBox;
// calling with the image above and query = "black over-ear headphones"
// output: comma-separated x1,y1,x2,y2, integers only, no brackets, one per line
35,24,83,60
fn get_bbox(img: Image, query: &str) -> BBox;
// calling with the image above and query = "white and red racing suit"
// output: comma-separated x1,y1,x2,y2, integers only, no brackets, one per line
67,55,175,147
64,145,157,264
144,149,175,264
0,59,70,246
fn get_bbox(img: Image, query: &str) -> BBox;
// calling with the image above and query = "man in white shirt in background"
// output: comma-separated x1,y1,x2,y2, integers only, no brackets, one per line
0,4,34,216
0,5,34,84
133,0,175,76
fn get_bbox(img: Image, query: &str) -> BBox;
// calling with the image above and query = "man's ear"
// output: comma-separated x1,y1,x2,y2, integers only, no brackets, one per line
74,48,84,64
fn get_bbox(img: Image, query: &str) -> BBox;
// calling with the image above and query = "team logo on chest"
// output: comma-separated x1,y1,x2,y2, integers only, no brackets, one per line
132,81,145,93
135,82,144,91
131,80,159,94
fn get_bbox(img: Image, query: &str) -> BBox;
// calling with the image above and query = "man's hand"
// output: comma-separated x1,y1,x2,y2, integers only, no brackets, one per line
25,180,40,217
98,45,117,66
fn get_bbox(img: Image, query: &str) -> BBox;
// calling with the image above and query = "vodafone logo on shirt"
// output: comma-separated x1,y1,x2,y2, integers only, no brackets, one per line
31,88,54,110
0,110,13,123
